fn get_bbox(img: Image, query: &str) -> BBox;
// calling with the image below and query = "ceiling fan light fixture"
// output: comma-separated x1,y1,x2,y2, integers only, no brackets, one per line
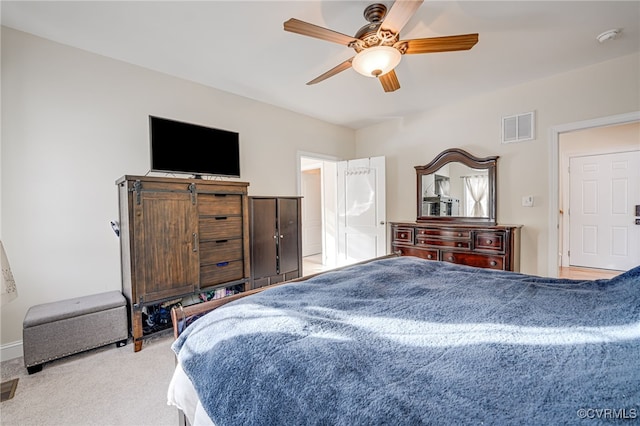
352,46,401,78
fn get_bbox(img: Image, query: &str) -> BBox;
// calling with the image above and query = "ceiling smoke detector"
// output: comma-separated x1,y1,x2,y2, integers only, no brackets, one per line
596,29,621,43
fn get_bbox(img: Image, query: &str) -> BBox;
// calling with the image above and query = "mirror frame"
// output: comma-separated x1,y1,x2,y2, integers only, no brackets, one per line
415,148,498,225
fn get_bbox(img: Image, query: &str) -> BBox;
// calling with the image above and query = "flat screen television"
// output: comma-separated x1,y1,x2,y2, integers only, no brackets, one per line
149,115,240,178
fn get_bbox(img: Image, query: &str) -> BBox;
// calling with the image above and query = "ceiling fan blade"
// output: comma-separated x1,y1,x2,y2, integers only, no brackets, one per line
380,0,424,35
379,69,400,92
284,18,357,46
402,33,479,54
307,58,354,85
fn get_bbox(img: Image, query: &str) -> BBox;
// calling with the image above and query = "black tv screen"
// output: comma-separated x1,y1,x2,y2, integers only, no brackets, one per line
149,116,240,178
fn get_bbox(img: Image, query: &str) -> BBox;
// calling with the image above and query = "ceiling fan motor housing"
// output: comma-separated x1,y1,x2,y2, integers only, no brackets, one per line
352,3,400,53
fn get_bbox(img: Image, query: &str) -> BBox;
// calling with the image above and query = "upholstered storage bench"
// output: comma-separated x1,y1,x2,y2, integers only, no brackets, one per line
23,291,128,374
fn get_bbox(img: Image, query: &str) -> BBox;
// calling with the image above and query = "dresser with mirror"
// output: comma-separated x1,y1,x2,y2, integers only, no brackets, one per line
391,148,522,271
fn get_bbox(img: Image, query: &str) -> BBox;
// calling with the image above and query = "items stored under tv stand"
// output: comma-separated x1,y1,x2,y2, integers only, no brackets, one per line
139,281,245,336
116,175,251,351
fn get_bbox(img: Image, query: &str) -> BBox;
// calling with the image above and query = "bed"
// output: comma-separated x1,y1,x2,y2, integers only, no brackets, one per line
167,255,640,425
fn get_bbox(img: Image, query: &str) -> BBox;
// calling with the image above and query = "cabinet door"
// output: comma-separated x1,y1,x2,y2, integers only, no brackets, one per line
277,198,300,274
133,191,199,302
251,198,278,279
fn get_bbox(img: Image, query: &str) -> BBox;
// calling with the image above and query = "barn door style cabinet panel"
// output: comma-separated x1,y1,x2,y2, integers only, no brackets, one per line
250,197,302,289
116,175,250,351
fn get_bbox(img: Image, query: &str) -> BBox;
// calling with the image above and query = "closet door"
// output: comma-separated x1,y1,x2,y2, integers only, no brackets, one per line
277,198,301,274
251,198,278,279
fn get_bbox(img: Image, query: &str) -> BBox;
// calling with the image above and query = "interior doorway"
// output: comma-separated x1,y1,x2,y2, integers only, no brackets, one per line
298,153,387,275
551,113,640,277
299,154,338,275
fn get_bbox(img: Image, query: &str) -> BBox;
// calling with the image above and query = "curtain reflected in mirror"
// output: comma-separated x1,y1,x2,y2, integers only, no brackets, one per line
463,174,489,217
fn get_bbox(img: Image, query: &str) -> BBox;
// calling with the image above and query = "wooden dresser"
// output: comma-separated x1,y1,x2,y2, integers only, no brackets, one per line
390,222,522,272
116,175,250,351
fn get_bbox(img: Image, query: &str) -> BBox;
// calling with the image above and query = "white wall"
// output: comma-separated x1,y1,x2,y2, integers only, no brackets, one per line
0,27,355,352
355,52,640,275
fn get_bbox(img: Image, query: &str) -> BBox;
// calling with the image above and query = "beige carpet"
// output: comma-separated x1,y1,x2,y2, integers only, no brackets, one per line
0,332,178,426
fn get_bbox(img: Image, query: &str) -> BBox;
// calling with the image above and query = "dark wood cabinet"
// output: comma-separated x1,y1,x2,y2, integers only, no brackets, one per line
250,197,302,288
391,222,522,272
116,175,250,351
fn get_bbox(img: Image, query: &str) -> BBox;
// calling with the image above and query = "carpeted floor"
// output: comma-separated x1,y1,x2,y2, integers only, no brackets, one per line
0,332,178,426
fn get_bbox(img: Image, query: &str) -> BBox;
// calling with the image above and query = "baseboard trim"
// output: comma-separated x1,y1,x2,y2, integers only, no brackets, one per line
1,340,23,362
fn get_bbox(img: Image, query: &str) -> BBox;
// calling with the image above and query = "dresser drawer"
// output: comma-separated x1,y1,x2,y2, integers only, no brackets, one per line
199,216,242,240
474,232,505,252
416,237,470,250
441,251,504,270
416,228,471,239
198,194,242,216
200,260,244,286
392,244,438,261
199,239,243,265
393,227,414,243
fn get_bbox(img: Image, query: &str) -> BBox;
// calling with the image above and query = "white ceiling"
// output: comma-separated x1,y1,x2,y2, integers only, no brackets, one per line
2,1,639,129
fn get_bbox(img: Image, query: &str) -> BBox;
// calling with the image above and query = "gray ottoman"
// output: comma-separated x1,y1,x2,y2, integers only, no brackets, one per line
23,291,128,374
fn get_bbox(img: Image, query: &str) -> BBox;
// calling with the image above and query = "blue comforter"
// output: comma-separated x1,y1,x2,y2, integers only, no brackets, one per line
173,256,640,425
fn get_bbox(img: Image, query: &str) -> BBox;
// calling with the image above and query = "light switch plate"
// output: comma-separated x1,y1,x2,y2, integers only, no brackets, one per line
522,195,534,207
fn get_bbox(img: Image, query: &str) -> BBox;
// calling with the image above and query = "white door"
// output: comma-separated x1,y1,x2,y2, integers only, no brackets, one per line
301,169,322,256
569,151,640,270
337,156,386,266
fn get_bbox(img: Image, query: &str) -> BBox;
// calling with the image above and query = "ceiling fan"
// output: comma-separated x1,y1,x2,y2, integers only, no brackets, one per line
283,0,478,92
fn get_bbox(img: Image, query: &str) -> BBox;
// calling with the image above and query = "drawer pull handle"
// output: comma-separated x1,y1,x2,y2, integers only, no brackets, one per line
448,256,454,261
216,262,229,267
457,243,462,247
490,261,497,266
215,216,228,220
214,194,228,197
457,233,462,237
487,240,493,244
400,233,406,238
427,254,432,259
215,240,228,244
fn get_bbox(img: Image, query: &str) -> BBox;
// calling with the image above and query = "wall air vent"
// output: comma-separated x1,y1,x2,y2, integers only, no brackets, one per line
502,111,535,144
